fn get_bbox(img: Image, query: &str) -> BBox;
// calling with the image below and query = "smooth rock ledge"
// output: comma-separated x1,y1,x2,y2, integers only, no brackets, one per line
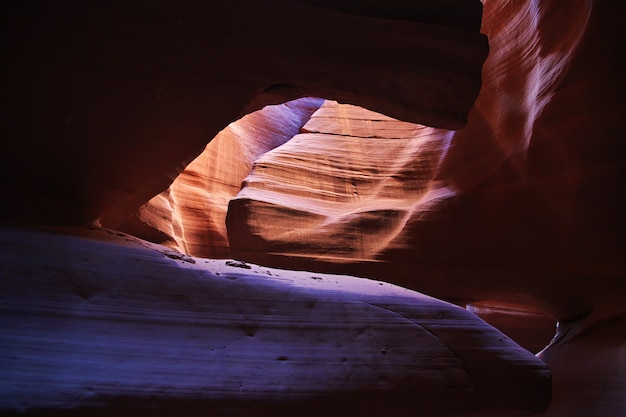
0,227,550,416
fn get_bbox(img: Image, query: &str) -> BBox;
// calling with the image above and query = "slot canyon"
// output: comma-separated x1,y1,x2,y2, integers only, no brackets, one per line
1,0,624,416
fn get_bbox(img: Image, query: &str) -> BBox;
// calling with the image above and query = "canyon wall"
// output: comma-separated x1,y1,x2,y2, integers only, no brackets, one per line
2,0,625,415
121,98,324,257
1,0,487,227
127,1,625,415
225,0,626,321
135,0,625,321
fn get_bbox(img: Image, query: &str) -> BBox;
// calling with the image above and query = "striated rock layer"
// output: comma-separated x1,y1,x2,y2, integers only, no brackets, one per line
227,100,452,263
225,0,626,320
120,97,323,258
0,0,487,227
0,227,551,416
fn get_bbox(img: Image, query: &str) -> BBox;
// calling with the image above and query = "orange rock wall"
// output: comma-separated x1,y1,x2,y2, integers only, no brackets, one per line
227,101,452,261
122,98,323,257
224,0,626,322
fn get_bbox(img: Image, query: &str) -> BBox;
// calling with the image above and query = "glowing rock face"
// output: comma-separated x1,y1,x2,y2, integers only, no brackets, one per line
0,227,551,416
227,100,453,262
128,98,324,258
136,0,625,324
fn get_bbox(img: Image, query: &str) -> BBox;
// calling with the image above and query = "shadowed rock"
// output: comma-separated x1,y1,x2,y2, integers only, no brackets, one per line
0,227,550,416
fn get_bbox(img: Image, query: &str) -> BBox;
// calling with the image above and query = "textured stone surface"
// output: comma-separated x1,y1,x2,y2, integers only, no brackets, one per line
0,0,487,227
0,227,550,416
225,0,626,321
1,0,625,415
120,98,323,257
227,100,451,263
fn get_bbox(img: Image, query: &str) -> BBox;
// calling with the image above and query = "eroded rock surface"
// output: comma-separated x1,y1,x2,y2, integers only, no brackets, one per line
224,0,626,322
1,0,487,227
227,100,451,263
1,0,625,415
0,227,550,416
465,301,557,354
120,97,323,257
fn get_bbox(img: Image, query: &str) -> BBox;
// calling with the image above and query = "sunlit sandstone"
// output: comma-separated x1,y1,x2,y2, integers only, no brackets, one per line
122,98,323,257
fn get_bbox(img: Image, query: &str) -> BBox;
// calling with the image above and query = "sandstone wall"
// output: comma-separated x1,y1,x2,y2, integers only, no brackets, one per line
223,0,625,323
1,0,487,227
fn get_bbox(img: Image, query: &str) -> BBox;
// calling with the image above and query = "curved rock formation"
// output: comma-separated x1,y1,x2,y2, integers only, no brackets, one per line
227,100,452,262
120,98,323,257
225,0,626,320
2,0,625,415
0,227,551,416
0,0,487,227
536,304,626,417
221,1,626,413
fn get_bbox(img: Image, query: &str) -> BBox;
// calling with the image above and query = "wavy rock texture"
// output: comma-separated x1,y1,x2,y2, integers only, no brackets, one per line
0,227,551,416
220,1,626,414
121,98,323,257
227,100,452,262
0,0,487,226
226,0,626,318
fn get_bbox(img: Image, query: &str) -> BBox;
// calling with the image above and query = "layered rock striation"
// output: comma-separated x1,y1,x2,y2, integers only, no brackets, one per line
227,100,452,263
1,0,487,227
121,98,324,257
224,0,626,322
